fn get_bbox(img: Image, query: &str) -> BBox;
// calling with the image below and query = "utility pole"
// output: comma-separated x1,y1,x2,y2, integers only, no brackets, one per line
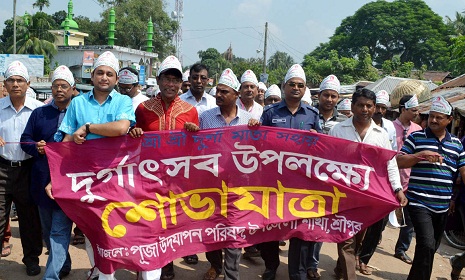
13,0,16,54
263,22,268,74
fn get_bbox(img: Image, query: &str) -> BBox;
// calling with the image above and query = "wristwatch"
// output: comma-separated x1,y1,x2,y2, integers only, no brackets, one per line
85,122,91,135
394,187,403,193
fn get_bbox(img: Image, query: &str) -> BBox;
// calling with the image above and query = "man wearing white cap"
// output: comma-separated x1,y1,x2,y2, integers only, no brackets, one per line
129,55,198,280
118,67,149,111
337,99,352,118
397,96,465,280
184,68,258,280
56,51,136,280
237,70,263,120
0,60,44,276
373,90,397,150
20,65,75,279
392,94,421,265
264,84,281,106
255,82,267,106
180,63,217,117
181,70,191,94
259,64,322,280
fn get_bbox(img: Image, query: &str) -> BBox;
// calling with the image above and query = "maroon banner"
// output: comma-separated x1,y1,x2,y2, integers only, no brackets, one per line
46,126,398,274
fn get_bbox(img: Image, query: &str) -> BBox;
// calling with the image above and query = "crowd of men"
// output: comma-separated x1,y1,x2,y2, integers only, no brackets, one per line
0,50,465,280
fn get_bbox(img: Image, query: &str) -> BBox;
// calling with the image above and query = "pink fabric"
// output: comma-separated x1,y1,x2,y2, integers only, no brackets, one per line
46,126,399,274
394,119,422,189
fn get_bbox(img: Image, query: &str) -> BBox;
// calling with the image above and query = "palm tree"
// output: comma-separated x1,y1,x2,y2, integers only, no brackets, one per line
267,51,295,71
446,11,465,36
32,0,50,12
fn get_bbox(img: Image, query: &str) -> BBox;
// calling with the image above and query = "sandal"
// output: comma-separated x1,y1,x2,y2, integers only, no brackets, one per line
394,252,413,264
359,262,372,275
72,234,85,245
1,244,12,257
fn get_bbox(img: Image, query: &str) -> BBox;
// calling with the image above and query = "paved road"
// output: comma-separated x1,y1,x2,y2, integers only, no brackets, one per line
1,221,461,279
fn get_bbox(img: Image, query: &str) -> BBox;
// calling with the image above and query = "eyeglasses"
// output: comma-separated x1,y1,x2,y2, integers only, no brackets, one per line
160,76,182,84
52,84,70,90
287,82,305,89
5,78,27,85
118,85,135,93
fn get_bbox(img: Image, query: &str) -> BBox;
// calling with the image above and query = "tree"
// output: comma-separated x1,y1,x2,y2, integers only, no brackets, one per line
446,11,465,36
267,51,294,72
7,12,57,74
51,10,68,28
98,0,177,58
310,0,452,70
32,0,50,12
197,48,231,81
449,35,465,76
74,16,107,45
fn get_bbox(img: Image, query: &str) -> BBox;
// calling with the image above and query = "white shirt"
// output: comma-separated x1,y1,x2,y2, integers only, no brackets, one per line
381,117,397,151
132,91,149,111
0,96,44,160
329,117,402,191
180,89,217,116
236,99,263,120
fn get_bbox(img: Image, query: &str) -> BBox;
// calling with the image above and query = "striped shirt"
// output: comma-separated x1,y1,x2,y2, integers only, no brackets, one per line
401,127,465,212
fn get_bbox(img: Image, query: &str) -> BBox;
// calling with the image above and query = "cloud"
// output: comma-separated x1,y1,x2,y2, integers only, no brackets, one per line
234,0,272,18
302,19,334,51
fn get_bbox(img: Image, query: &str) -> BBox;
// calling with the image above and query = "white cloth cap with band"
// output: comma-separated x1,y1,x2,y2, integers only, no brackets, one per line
118,69,139,84
157,55,182,77
265,84,281,99
240,69,259,86
404,94,419,109
93,51,120,74
182,70,190,82
258,82,267,91
4,60,29,82
52,65,75,86
284,64,306,84
337,99,352,111
320,74,340,93
376,90,390,106
430,96,452,115
218,68,240,92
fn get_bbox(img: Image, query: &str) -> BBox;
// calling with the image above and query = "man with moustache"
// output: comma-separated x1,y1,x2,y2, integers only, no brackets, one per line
56,51,136,280
0,61,43,276
237,70,263,120
330,88,407,280
21,65,76,279
259,64,322,280
118,67,149,111
255,82,267,106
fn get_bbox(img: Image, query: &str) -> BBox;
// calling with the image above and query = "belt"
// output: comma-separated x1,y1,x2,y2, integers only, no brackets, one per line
0,157,32,167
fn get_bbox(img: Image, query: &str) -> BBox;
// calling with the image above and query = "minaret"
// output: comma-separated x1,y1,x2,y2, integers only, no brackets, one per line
68,0,74,21
108,8,116,46
64,17,70,46
146,17,153,52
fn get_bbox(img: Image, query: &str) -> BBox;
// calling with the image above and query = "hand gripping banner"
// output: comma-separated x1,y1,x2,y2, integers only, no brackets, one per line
45,126,399,274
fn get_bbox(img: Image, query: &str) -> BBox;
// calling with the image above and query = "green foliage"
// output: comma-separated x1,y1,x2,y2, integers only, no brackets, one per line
449,35,465,76
33,0,50,12
267,51,294,71
197,48,232,81
310,0,452,70
51,11,67,28
74,16,107,45
446,11,465,36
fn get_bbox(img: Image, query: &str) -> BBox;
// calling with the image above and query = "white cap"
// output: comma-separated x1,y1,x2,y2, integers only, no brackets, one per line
337,99,352,111
118,69,139,84
320,74,340,94
4,61,29,82
376,90,390,106
265,84,281,99
301,87,312,104
52,65,75,86
430,96,452,115
258,82,267,91
182,70,190,82
209,86,217,96
284,64,306,84
404,95,419,109
157,55,182,77
240,69,259,86
26,87,36,99
93,51,119,74
218,68,240,91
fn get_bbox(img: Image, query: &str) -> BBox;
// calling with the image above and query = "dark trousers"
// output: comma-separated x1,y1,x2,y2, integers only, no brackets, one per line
358,218,385,265
288,238,323,280
206,248,241,280
395,206,414,254
258,241,280,271
336,229,366,280
407,205,447,280
0,160,42,266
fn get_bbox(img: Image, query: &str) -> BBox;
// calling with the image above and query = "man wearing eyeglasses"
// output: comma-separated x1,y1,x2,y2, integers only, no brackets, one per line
392,94,421,266
0,61,44,276
180,63,217,117
258,64,322,280
129,55,198,280
118,67,149,111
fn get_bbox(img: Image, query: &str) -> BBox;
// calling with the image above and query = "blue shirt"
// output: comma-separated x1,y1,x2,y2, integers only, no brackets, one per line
0,96,44,160
200,106,252,129
57,89,135,140
401,127,465,213
261,100,322,132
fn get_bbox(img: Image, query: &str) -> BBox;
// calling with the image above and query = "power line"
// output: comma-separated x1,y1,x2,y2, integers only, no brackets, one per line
268,31,307,57
185,26,261,32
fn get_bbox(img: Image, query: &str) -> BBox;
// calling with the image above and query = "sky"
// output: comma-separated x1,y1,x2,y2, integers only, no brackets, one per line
2,0,465,67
